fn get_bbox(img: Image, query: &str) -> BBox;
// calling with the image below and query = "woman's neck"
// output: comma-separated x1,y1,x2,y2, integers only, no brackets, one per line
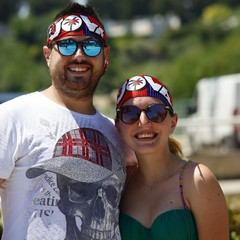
136,151,180,187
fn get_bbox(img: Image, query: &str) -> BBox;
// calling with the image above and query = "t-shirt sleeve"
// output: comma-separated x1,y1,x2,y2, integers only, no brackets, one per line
0,104,18,179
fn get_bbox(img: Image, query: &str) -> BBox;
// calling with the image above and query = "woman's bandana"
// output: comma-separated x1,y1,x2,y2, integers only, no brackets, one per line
116,75,174,112
47,14,107,45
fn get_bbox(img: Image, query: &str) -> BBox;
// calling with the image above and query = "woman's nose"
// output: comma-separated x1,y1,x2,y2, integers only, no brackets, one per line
138,111,150,125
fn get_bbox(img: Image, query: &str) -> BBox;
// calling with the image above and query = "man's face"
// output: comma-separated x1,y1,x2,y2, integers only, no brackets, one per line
43,35,110,100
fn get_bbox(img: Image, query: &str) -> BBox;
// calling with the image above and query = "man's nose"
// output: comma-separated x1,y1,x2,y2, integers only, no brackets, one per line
74,45,85,57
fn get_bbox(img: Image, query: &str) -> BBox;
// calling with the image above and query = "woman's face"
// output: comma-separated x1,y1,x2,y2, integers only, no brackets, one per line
116,96,178,155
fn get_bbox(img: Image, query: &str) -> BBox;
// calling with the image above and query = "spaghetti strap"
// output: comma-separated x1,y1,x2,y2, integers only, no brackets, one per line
121,165,137,198
179,161,191,210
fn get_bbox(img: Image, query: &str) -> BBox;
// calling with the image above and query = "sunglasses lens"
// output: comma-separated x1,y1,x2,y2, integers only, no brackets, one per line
146,104,167,122
58,39,77,56
119,104,169,124
83,40,102,57
121,106,141,124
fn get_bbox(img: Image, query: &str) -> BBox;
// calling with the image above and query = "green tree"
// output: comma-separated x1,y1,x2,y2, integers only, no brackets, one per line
0,37,49,92
0,0,21,23
201,3,231,25
88,0,240,23
25,0,71,16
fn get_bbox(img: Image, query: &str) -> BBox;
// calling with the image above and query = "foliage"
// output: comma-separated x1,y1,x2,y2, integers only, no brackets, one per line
25,0,69,16
0,37,49,92
96,6,240,98
226,194,240,239
1,2,240,99
89,0,240,23
201,3,232,25
0,0,71,23
1,0,240,24
0,0,21,23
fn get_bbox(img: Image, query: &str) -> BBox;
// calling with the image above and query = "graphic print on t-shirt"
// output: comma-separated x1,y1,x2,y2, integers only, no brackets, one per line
26,128,124,240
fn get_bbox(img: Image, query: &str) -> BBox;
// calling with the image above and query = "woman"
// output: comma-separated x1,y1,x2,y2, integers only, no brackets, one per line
115,75,229,240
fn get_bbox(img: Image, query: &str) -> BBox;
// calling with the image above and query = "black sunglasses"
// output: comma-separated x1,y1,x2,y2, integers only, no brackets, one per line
51,39,104,57
116,104,173,124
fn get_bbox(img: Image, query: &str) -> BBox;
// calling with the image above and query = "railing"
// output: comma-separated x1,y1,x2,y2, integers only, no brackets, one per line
177,116,240,127
174,116,240,156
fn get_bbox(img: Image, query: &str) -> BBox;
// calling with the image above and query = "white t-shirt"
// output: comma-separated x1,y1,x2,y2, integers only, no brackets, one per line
0,92,126,240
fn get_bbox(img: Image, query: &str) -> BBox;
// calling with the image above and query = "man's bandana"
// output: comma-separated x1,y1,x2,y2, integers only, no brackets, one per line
116,75,174,112
47,14,107,45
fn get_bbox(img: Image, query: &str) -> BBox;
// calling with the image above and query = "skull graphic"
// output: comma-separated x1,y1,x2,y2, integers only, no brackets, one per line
26,128,125,240
57,174,121,239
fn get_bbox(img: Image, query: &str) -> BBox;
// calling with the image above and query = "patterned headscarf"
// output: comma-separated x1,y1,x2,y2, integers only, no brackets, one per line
47,14,107,45
116,75,174,112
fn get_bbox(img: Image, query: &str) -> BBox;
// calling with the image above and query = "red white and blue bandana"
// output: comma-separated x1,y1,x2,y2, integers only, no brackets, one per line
47,14,107,45
116,75,174,112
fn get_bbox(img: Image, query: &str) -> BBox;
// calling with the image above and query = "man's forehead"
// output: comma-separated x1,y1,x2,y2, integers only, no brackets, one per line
58,35,98,41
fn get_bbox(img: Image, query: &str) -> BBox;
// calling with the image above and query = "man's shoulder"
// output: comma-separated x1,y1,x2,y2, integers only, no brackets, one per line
0,92,39,106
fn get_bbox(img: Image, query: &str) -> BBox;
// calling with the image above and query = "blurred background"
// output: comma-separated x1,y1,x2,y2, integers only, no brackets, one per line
1,0,240,238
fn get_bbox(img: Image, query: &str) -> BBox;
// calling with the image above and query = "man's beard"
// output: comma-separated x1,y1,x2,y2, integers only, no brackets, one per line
52,71,101,100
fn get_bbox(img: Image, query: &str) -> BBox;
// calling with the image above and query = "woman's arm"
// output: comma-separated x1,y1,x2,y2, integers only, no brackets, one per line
185,163,229,240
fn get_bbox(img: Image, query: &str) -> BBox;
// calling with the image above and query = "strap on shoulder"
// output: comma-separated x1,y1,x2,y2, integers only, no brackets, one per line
179,160,191,210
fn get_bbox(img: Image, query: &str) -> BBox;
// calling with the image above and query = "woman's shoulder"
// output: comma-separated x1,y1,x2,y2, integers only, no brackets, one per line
183,160,223,206
183,160,217,183
181,162,229,239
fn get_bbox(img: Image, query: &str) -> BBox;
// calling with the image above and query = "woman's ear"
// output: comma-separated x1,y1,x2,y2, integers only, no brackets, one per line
170,114,178,133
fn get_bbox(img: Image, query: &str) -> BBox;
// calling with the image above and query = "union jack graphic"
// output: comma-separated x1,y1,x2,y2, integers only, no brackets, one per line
54,128,112,170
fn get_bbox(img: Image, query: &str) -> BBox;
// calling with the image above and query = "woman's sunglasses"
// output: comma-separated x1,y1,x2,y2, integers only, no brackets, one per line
51,39,104,57
116,104,173,124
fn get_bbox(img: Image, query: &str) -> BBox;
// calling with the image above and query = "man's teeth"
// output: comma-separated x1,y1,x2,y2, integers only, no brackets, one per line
137,133,155,139
70,67,86,72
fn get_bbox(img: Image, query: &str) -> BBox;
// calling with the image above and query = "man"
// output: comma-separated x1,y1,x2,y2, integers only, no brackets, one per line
0,3,125,239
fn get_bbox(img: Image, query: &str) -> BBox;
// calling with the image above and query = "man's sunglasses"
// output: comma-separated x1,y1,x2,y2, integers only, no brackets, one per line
51,39,104,57
116,104,173,124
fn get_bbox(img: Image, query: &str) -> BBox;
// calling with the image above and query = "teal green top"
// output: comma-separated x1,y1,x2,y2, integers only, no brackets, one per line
119,161,198,239
119,209,198,240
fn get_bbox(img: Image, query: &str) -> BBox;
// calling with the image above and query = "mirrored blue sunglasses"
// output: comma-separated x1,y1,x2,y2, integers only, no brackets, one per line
52,39,104,57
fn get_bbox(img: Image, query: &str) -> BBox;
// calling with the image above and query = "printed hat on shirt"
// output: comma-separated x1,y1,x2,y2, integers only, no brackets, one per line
26,128,125,182
116,75,174,113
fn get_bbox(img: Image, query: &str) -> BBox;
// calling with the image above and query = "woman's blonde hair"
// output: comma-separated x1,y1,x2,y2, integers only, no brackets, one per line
169,137,183,157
